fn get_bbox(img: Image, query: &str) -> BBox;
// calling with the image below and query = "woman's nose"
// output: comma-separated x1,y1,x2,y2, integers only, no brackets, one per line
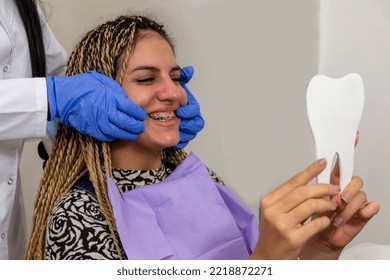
157,77,182,102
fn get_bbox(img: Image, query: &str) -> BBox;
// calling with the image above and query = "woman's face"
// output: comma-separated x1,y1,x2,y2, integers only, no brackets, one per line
117,31,187,151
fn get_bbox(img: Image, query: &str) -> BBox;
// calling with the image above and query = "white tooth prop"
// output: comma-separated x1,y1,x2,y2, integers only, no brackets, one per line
306,73,365,191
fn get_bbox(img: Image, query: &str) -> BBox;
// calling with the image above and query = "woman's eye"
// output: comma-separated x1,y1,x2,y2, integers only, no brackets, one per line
137,77,154,84
171,77,180,84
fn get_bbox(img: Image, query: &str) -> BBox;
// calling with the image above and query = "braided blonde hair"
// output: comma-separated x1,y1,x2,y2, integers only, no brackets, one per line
26,15,188,259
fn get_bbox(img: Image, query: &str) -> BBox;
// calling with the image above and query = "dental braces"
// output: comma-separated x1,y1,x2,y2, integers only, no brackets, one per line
149,114,176,121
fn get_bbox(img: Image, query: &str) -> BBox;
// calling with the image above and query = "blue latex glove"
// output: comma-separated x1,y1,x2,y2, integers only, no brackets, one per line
175,66,205,149
46,71,147,142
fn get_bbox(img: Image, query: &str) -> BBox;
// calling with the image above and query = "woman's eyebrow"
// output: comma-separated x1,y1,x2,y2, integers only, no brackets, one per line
131,65,159,73
131,65,181,73
171,66,181,72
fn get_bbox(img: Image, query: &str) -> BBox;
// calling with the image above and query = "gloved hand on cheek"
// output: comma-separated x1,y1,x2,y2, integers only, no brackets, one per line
175,66,205,149
46,71,147,142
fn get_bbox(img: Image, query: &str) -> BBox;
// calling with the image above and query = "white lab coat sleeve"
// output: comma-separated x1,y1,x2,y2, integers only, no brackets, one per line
0,78,47,140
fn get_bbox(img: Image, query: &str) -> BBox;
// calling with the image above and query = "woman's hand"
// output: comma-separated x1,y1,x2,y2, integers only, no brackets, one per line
249,158,340,260
300,132,380,259
300,169,379,258
299,178,380,259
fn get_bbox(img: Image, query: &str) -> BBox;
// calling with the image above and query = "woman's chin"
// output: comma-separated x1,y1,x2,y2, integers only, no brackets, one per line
158,138,180,150
161,140,180,150
137,131,180,151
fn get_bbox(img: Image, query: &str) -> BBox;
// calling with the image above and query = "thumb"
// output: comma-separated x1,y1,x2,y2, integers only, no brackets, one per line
180,66,194,84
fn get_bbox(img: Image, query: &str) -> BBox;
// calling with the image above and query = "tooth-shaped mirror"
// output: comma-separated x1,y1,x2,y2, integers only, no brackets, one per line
306,73,364,191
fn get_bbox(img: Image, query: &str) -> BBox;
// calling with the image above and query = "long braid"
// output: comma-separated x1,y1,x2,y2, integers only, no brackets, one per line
26,15,188,259
26,127,87,259
81,137,123,258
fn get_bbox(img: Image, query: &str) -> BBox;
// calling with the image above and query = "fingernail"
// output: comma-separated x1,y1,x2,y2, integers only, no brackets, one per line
334,216,344,227
317,158,327,167
333,185,341,192
341,192,352,203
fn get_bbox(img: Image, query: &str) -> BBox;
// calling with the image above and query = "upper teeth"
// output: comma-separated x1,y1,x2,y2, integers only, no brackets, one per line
148,113,176,121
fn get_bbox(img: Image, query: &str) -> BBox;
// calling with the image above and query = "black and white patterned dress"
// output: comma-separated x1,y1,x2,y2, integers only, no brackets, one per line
44,163,224,260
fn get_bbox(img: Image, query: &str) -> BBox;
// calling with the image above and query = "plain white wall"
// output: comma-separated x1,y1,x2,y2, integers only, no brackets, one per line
29,0,390,249
319,0,390,248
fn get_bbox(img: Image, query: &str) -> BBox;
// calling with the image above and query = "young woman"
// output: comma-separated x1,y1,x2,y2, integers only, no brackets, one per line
26,15,379,260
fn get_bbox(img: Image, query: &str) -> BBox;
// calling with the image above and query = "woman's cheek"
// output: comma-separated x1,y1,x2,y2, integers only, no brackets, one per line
126,91,150,107
180,88,188,106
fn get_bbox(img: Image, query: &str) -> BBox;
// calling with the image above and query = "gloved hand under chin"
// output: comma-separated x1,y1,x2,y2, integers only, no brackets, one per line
46,71,147,142
175,66,205,149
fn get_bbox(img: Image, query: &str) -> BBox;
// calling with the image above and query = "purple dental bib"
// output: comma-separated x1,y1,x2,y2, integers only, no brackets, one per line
107,152,258,260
